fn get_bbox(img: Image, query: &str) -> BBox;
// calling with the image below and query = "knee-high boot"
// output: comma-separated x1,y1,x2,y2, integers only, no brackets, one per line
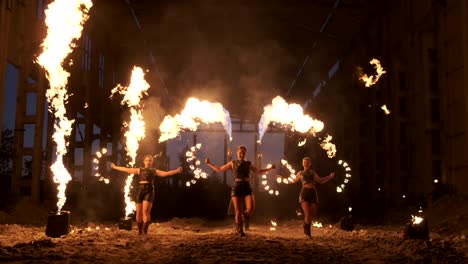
243,212,250,230
143,222,150,234
236,222,246,237
303,222,311,237
137,222,143,235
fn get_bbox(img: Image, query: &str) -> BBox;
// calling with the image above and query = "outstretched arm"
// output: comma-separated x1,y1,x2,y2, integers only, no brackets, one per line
156,167,183,177
111,163,139,174
292,171,302,184
205,158,232,172
251,164,276,175
315,172,335,184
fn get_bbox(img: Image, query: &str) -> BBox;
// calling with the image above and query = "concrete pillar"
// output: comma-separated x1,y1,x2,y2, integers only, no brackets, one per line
0,1,11,144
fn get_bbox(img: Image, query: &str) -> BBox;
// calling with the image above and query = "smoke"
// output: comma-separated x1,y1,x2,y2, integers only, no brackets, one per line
140,0,296,118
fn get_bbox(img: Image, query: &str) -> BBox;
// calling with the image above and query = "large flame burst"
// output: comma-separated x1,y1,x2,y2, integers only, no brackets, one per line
36,0,93,211
111,66,150,217
159,98,232,142
258,96,324,143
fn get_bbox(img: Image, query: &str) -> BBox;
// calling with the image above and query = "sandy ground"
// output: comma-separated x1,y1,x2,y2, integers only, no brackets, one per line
0,217,467,264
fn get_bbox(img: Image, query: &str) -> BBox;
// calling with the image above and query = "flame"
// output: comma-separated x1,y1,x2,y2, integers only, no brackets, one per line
159,98,232,142
111,66,150,218
280,159,296,183
185,143,209,185
92,147,110,183
270,220,277,230
411,215,423,225
358,58,386,87
36,0,93,211
258,96,324,143
320,135,337,158
298,138,307,147
381,105,391,115
312,222,323,228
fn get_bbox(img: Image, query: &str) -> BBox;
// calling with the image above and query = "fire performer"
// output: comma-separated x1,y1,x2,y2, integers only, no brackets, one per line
205,145,275,237
293,157,335,237
111,155,183,235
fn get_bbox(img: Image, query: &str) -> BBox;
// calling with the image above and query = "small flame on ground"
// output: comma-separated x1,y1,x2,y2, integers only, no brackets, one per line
159,98,232,142
381,105,391,115
258,96,324,143
270,220,277,231
312,222,322,228
358,58,386,87
36,0,93,211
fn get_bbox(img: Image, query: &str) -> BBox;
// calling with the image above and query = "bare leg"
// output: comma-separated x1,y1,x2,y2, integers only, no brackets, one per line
243,195,254,230
232,197,244,225
136,203,143,235
142,201,153,234
244,195,253,216
232,197,246,236
310,203,318,223
301,201,311,224
301,201,312,237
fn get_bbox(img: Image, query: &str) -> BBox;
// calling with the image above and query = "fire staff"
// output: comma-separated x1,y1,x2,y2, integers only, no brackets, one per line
205,145,275,237
112,155,182,235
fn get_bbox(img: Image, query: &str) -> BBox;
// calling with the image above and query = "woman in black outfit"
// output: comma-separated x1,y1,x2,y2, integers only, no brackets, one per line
205,145,275,237
293,157,335,237
112,155,182,235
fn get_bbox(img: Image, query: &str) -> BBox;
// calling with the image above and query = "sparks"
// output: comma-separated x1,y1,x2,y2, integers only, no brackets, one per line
358,58,387,87
258,96,324,143
36,0,93,211
159,98,232,142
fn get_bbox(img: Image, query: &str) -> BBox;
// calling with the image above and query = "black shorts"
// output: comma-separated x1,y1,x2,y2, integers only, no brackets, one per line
299,187,318,204
231,181,253,197
134,184,155,203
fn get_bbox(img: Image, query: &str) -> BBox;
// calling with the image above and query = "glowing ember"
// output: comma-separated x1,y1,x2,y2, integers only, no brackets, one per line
434,179,439,183
320,135,337,158
411,215,423,225
36,0,93,211
111,66,150,218
298,138,307,147
381,105,391,115
348,207,352,212
358,58,386,87
312,222,323,228
159,98,232,142
258,96,324,143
